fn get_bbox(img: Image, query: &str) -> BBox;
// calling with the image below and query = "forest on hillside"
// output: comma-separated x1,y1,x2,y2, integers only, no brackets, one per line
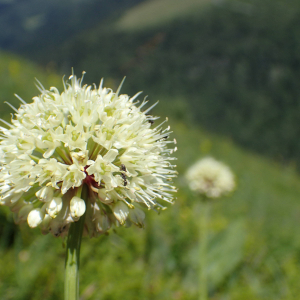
2,0,299,167
24,0,300,167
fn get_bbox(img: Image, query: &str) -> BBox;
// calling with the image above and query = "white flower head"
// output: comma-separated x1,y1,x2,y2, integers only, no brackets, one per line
185,157,235,198
0,72,177,237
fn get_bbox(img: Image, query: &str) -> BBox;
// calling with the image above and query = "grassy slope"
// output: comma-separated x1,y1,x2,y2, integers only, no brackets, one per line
115,0,210,32
0,54,300,299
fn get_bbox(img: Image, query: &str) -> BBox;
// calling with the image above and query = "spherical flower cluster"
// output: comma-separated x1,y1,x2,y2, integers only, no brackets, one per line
0,73,177,237
185,157,235,198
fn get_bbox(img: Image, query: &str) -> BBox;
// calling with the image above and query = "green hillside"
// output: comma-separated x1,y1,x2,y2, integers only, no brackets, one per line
0,54,300,299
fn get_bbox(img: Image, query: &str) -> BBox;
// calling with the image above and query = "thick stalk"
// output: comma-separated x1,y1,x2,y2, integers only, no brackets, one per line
64,185,87,300
199,200,210,300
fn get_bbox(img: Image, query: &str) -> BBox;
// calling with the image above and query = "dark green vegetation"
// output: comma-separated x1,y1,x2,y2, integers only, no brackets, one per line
23,0,300,167
0,0,144,57
1,0,300,299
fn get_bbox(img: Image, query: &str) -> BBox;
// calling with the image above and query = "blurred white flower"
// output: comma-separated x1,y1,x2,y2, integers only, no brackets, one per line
0,72,177,237
185,157,235,198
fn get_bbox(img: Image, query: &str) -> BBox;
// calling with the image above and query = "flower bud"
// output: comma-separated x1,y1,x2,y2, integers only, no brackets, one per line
10,198,26,212
96,213,111,232
98,189,113,203
27,208,44,228
70,196,86,219
17,204,34,222
129,207,145,228
46,197,63,218
48,217,68,237
112,201,129,225
35,186,54,202
40,214,52,235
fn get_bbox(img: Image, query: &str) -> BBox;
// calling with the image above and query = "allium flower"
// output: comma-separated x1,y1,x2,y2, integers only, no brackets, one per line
0,72,177,237
185,157,235,198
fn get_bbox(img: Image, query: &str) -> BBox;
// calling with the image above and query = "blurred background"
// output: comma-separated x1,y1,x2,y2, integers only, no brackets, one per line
1,0,300,299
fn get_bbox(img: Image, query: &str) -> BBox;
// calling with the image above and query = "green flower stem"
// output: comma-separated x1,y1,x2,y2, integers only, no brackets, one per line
64,185,86,300
199,199,210,300
56,147,72,165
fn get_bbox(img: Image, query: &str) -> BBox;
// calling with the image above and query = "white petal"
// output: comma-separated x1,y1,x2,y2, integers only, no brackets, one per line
98,189,113,203
43,146,56,159
1,192,23,205
129,207,145,228
103,149,118,163
112,201,129,225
